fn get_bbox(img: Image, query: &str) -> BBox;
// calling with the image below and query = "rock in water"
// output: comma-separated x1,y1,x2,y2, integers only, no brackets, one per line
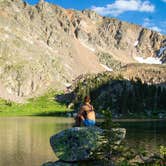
42,160,114,166
50,127,126,162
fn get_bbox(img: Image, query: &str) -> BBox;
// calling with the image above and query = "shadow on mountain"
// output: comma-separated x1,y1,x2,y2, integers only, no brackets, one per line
55,73,166,118
56,92,74,106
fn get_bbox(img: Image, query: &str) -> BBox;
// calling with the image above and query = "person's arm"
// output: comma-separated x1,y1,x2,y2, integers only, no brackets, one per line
91,105,95,121
78,106,85,120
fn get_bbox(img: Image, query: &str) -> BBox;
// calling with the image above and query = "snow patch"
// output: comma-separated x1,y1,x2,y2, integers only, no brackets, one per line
80,41,95,52
100,64,113,72
158,46,166,57
134,56,162,64
64,64,73,71
64,82,72,87
134,40,138,47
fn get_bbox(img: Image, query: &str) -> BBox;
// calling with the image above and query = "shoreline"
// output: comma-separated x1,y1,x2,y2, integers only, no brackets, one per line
113,118,166,122
0,115,165,123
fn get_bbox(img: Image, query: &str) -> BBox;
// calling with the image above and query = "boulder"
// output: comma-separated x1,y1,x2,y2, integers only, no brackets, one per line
42,161,77,166
50,127,126,162
42,160,114,166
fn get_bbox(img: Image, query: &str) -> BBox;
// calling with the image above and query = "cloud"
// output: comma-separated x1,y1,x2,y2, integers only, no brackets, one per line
161,0,166,2
143,18,162,33
150,26,162,32
91,0,155,16
143,18,152,27
159,21,166,34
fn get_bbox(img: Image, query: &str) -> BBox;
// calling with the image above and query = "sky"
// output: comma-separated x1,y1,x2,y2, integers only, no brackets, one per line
24,0,166,35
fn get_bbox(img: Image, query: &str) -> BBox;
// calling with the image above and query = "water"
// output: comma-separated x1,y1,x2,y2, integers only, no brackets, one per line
118,120,166,152
0,117,73,166
0,117,166,166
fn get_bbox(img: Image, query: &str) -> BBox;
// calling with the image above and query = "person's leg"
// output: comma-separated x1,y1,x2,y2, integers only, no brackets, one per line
76,113,86,126
75,115,82,127
83,119,88,126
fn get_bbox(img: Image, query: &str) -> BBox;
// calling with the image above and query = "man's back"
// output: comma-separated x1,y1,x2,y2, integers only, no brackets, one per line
75,96,96,127
81,103,95,121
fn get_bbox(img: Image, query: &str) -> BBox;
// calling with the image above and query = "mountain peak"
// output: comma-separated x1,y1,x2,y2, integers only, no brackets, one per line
0,0,166,101
39,0,45,3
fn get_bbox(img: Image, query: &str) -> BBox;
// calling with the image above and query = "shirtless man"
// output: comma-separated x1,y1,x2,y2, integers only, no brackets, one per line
76,96,95,127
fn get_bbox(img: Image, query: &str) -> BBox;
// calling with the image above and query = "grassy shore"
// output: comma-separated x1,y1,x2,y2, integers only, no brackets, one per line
0,91,70,116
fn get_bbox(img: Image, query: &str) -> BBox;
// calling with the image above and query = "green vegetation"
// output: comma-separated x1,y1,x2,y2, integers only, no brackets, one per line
97,52,122,70
0,91,70,116
71,72,166,118
160,146,166,158
91,110,120,162
92,110,166,165
1,71,165,118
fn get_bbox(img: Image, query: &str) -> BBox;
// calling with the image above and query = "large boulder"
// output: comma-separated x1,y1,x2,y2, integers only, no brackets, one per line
50,127,126,162
42,160,114,166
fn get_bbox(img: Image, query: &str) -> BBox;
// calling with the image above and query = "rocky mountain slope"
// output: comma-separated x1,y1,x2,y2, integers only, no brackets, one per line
0,0,165,101
120,64,166,86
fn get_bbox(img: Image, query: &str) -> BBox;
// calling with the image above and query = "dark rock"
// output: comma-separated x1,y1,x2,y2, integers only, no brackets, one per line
50,127,126,162
42,160,114,166
42,161,77,166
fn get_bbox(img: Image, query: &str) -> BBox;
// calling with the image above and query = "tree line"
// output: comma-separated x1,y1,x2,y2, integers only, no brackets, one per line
71,72,166,117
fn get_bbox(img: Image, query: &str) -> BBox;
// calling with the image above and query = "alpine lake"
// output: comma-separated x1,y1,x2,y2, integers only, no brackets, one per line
0,117,166,166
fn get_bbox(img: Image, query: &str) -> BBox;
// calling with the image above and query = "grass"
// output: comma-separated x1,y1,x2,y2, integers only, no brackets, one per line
0,91,71,116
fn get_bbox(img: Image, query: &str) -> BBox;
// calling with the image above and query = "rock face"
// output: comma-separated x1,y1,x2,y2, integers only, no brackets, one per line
0,0,104,101
71,10,166,64
120,64,166,86
50,127,126,162
157,41,166,63
0,0,166,101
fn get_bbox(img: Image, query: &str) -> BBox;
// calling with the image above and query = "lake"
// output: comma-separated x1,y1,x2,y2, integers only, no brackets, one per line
0,117,166,166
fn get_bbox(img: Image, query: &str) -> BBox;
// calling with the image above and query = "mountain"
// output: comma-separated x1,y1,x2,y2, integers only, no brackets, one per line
0,0,166,102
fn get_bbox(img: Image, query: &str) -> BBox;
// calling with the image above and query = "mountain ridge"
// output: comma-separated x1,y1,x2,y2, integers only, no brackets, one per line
0,0,165,102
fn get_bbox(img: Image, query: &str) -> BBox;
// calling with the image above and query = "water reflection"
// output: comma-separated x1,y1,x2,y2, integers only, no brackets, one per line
119,120,166,152
0,117,73,166
0,118,165,166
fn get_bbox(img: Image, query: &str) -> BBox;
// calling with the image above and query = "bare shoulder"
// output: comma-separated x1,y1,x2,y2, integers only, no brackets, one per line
80,105,87,110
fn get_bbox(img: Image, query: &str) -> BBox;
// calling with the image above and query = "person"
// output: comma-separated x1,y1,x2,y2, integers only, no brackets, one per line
75,96,95,127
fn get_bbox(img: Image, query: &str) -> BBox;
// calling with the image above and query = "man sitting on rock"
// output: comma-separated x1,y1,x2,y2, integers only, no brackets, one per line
75,96,96,127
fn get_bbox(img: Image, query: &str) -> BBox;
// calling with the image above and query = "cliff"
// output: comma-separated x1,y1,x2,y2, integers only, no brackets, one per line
0,0,165,101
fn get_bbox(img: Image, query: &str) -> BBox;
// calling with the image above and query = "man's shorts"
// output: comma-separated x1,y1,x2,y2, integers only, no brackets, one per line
83,119,95,126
